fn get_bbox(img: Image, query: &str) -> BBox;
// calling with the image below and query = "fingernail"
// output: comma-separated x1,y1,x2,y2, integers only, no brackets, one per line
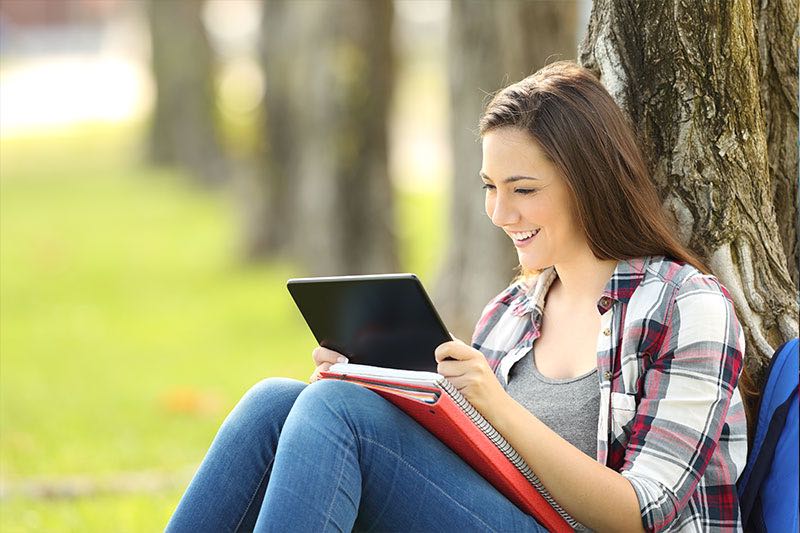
337,356,349,363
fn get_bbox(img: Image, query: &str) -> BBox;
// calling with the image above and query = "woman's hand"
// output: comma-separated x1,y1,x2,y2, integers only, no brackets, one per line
309,346,349,383
434,337,505,417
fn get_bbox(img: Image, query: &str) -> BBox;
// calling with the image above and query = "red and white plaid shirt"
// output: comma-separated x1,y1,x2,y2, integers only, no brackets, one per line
471,256,747,532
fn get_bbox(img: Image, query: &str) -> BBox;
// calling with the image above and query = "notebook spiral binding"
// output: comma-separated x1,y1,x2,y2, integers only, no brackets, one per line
437,377,580,529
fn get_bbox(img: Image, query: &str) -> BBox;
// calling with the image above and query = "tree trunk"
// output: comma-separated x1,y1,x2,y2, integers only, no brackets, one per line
436,0,579,341
757,0,799,290
244,0,302,259
578,0,799,373
147,0,226,186
256,0,397,276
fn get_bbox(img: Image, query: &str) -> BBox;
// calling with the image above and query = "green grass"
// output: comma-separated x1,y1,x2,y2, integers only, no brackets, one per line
1,490,181,532
0,122,443,530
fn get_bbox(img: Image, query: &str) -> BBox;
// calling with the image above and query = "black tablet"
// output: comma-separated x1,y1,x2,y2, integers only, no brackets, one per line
287,273,450,373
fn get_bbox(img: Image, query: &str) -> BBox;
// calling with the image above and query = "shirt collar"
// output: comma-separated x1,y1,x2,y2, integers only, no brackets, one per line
598,256,649,312
509,256,652,321
509,267,557,324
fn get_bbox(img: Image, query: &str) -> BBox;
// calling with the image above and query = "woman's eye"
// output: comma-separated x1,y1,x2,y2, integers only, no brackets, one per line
515,189,536,195
481,184,495,191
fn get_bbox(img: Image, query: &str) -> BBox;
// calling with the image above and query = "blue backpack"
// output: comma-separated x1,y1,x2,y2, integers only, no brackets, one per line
737,337,799,533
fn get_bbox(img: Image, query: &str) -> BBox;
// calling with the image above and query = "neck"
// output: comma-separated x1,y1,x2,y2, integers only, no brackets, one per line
552,250,618,308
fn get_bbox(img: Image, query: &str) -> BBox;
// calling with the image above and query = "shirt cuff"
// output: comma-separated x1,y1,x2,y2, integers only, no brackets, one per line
621,470,681,532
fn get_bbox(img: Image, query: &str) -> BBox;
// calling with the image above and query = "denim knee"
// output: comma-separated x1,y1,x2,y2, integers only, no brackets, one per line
299,378,366,402
225,377,308,434
290,378,382,422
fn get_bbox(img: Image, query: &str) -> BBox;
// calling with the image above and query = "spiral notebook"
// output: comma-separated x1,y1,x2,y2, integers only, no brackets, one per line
319,363,578,532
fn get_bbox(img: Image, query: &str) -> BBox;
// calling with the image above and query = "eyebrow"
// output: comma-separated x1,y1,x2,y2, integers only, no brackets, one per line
479,172,540,183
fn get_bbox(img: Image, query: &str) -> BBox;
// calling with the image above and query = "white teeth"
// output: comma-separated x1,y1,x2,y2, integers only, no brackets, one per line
510,229,539,241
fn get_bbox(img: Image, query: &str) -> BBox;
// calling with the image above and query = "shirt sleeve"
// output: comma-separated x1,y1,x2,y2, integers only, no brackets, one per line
619,273,745,532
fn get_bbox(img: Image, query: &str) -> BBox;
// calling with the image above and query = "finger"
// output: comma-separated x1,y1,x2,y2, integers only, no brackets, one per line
312,346,336,365
436,359,468,379
309,361,334,383
434,341,457,363
446,375,466,391
443,374,472,395
435,341,472,362
312,346,349,366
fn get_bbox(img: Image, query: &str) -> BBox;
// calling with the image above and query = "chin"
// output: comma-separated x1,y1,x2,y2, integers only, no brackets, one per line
518,254,551,273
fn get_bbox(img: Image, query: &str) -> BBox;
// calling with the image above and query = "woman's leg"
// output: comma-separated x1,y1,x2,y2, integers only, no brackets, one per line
255,379,547,532
166,377,307,533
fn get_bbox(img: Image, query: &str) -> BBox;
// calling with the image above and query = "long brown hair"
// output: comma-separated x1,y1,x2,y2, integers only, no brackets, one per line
479,60,708,276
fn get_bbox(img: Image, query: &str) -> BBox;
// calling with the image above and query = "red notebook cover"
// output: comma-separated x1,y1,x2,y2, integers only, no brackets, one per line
319,370,574,532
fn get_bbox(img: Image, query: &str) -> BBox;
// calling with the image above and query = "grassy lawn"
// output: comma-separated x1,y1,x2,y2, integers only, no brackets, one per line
0,123,443,530
1,490,183,533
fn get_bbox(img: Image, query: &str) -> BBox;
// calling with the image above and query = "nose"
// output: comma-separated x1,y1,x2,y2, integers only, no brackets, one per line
487,191,519,228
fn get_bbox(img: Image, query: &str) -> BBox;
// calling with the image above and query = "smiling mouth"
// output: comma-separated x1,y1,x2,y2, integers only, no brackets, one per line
509,228,540,242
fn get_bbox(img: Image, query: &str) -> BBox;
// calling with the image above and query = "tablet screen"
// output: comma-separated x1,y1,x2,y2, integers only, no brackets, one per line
287,274,449,372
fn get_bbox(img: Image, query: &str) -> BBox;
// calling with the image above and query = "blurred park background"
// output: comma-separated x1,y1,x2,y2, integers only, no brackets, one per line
0,0,591,530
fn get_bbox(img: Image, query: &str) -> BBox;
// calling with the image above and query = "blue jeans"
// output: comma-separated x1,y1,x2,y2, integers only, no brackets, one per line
166,378,547,532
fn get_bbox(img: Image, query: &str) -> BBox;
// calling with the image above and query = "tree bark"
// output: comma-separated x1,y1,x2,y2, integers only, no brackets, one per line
756,0,799,290
147,0,226,186
578,0,799,372
437,0,579,341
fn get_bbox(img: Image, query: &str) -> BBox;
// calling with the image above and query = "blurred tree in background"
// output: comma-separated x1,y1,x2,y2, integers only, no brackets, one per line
244,0,298,260
579,0,799,403
435,0,580,340
247,0,398,276
147,0,228,186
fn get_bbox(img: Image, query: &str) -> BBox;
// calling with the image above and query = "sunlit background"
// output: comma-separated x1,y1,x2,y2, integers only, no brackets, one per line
0,0,587,530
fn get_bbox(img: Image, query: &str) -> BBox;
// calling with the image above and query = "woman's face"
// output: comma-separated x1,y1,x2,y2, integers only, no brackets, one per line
480,127,587,272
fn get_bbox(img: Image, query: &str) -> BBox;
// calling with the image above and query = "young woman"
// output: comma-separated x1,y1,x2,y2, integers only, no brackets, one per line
167,61,747,532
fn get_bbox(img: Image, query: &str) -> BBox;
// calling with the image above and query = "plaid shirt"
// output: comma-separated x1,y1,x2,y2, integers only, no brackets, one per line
471,256,747,532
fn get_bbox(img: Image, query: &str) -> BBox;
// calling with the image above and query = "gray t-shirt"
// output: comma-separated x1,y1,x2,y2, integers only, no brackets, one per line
499,349,600,460
500,350,600,531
